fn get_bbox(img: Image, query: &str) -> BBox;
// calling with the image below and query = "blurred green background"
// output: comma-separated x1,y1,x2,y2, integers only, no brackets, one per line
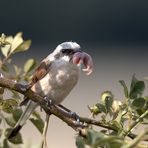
0,0,148,147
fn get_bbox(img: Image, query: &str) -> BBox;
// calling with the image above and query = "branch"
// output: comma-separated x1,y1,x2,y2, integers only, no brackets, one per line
0,77,85,130
79,116,138,140
123,110,148,137
0,77,147,141
122,128,148,148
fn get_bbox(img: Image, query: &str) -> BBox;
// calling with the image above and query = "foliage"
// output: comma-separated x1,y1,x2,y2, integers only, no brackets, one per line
0,33,148,148
0,33,43,147
78,75,148,148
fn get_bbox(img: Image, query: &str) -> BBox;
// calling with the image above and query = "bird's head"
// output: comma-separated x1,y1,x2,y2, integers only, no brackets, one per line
53,42,81,59
52,41,93,75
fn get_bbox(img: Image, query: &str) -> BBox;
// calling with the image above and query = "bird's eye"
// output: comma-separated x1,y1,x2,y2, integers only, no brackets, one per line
61,49,73,54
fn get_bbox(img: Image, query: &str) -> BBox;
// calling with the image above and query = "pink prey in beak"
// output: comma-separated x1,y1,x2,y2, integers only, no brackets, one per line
72,52,93,75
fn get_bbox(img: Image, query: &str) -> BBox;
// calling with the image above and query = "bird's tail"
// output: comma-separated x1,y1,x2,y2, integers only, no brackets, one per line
8,100,38,139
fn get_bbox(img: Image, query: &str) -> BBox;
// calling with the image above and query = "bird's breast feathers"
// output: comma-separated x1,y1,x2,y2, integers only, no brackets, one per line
31,59,79,104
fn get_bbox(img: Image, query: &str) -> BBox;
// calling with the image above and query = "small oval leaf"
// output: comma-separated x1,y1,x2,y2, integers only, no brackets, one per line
11,32,23,53
5,99,19,107
5,116,16,127
1,45,11,57
0,129,2,138
24,58,36,73
14,40,31,53
13,108,23,122
132,98,145,109
30,118,44,133
3,139,9,148
2,102,13,113
119,80,129,98
1,64,9,73
76,136,85,148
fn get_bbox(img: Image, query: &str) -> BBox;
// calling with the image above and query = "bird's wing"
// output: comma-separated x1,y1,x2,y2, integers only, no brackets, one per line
20,57,52,106
31,57,51,84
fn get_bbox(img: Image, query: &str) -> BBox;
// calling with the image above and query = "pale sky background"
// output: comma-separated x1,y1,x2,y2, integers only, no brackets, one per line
0,0,148,147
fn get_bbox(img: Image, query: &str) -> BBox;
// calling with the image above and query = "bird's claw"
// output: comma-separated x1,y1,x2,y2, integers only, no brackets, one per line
43,96,52,108
70,112,80,123
40,96,52,111
16,84,28,92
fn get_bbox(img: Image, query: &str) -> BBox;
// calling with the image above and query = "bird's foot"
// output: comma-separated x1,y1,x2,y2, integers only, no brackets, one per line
40,96,52,112
58,104,80,123
16,83,31,92
70,111,80,123
43,96,52,108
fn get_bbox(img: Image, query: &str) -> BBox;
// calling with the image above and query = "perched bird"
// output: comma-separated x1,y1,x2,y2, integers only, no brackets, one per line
8,41,93,139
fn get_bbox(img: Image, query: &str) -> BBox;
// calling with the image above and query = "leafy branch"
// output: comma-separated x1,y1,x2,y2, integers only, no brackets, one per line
0,32,147,148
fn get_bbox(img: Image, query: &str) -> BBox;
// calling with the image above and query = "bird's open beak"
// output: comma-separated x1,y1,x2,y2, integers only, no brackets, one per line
72,51,93,75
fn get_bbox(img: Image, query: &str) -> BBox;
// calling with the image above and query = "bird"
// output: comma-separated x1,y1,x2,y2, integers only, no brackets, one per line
8,41,93,139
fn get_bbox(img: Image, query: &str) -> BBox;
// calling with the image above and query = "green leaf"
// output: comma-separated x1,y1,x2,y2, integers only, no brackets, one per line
0,129,2,137
32,110,42,119
88,104,101,116
11,32,23,53
1,99,18,114
101,91,114,113
96,103,107,114
110,120,123,132
144,96,148,102
129,75,145,99
145,101,148,112
24,58,36,73
130,81,145,99
76,136,85,148
3,139,9,148
6,128,23,144
94,136,123,147
109,141,123,148
5,116,16,127
13,40,31,53
12,108,23,122
0,87,4,94
131,98,145,109
5,36,13,44
1,45,11,57
119,80,129,98
112,100,122,113
1,64,9,73
130,74,138,92
87,129,105,146
30,118,44,133
2,102,13,113
5,99,19,107
11,90,21,100
14,65,21,76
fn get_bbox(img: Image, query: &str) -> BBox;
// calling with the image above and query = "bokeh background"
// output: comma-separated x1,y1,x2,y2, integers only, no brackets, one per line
0,0,148,147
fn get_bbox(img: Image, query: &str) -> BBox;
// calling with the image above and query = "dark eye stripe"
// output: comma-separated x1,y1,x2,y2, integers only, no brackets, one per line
61,49,73,54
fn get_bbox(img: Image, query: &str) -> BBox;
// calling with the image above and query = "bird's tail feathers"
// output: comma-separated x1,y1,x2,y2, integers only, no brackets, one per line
8,100,38,139
8,125,22,139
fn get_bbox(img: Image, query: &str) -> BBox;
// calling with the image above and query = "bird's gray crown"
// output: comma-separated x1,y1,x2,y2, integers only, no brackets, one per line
53,42,80,55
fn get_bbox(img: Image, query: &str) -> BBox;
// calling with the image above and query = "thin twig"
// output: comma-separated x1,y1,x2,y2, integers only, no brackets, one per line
122,128,148,148
41,115,50,148
123,110,148,137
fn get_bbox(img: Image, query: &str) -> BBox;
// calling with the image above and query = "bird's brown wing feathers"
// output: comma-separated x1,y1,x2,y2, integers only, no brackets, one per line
31,59,51,84
20,58,51,106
